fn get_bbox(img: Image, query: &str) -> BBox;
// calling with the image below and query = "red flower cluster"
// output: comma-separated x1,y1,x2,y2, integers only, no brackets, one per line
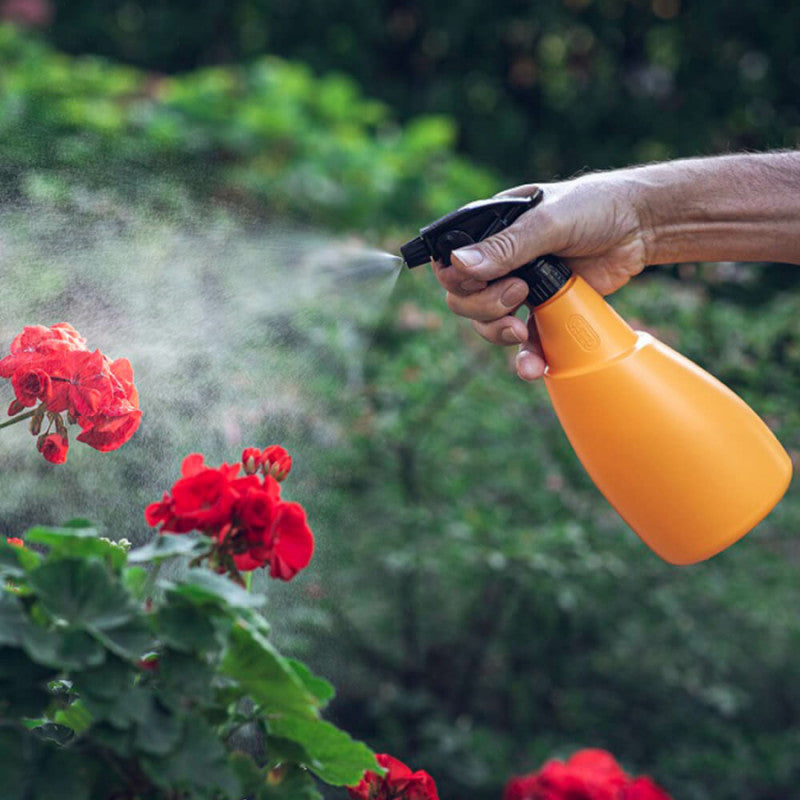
504,750,672,800
348,754,439,800
145,446,313,581
0,323,141,463
5,537,24,548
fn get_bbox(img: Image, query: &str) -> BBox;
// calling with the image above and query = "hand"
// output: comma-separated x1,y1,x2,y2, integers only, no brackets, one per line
433,172,650,381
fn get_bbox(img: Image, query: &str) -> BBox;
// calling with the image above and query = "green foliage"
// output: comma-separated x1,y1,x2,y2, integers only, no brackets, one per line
0,24,496,231
260,266,800,800
0,527,377,799
41,0,800,182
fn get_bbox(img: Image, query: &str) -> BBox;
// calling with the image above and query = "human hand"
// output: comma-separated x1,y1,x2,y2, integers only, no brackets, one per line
433,172,650,380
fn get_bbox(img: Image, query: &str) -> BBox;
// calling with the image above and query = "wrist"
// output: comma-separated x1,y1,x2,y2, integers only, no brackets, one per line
619,152,800,266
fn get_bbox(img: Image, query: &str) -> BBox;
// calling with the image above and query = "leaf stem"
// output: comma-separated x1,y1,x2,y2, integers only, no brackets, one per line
0,409,36,430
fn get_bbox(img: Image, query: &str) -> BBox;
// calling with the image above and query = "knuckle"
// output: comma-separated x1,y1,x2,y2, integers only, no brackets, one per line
471,319,496,344
483,230,518,265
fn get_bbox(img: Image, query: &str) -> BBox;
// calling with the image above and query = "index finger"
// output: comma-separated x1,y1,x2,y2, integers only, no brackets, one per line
432,259,488,295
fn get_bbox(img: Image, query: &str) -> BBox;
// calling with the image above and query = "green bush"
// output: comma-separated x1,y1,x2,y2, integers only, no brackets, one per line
0,524,376,799
0,24,496,231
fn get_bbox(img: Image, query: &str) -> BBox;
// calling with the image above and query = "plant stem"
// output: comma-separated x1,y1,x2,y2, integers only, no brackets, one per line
244,572,253,592
0,409,36,430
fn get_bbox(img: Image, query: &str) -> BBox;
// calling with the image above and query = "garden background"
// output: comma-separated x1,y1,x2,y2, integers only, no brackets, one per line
2,1,800,798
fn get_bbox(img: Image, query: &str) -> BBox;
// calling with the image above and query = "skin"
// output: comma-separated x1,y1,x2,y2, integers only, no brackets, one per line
433,151,800,380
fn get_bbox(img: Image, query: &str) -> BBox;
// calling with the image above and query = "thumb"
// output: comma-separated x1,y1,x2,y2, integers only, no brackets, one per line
450,193,562,282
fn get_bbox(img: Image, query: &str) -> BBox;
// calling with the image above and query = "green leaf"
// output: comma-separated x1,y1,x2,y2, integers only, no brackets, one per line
122,565,149,600
22,624,106,669
25,525,126,570
220,620,316,717
133,696,182,756
128,533,212,564
54,699,93,734
158,649,215,698
165,569,266,610
286,659,335,709
91,616,153,660
31,723,74,746
72,655,133,701
141,718,241,799
61,518,96,530
0,537,40,577
156,597,223,653
80,686,150,730
265,735,313,769
266,716,377,787
28,559,136,631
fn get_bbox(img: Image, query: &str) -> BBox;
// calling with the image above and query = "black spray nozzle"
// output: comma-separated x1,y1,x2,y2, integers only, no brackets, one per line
400,189,572,306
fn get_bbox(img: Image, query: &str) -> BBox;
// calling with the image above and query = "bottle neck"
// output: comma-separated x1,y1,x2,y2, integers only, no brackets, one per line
533,276,638,375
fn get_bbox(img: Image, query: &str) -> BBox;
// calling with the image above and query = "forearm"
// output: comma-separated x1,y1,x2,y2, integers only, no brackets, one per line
628,151,800,266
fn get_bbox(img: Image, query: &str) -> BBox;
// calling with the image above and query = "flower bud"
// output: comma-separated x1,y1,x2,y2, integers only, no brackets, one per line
242,447,262,475
29,405,46,436
37,432,69,464
261,445,292,482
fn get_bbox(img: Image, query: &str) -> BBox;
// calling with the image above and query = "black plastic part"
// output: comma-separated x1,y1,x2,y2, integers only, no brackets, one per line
400,236,431,268
400,188,573,305
513,255,572,306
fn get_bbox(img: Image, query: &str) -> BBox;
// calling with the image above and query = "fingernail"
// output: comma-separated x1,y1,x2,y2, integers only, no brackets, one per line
459,278,486,292
516,352,544,382
501,281,528,308
452,247,484,269
501,327,522,344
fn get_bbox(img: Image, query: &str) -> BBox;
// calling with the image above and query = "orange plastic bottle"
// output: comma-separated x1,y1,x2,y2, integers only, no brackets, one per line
532,268,793,564
400,194,793,565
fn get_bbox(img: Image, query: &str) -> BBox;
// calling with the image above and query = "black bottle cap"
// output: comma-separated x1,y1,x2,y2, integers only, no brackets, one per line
513,256,572,306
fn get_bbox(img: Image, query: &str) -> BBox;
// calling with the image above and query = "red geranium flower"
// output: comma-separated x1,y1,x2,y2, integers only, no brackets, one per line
267,501,313,580
0,323,140,463
504,750,673,800
37,433,68,464
5,537,24,548
348,754,439,800
10,368,51,407
145,447,313,582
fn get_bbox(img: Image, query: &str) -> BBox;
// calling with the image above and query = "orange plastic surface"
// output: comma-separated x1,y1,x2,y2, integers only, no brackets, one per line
534,276,793,565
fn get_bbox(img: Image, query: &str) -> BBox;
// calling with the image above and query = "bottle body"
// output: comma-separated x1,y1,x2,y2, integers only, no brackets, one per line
535,276,793,565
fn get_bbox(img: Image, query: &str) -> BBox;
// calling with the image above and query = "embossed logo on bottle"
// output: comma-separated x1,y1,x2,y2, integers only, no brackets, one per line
566,314,601,351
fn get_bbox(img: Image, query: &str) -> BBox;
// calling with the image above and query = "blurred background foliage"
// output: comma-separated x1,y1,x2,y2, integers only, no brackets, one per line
1,3,800,799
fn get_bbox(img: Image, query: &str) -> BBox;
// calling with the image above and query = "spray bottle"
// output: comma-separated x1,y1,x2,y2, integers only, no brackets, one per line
400,191,792,565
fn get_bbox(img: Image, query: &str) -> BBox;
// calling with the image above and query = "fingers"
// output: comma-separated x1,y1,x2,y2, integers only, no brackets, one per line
470,315,529,346
472,313,548,382
515,315,546,382
432,260,487,296
516,345,546,382
445,276,529,322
